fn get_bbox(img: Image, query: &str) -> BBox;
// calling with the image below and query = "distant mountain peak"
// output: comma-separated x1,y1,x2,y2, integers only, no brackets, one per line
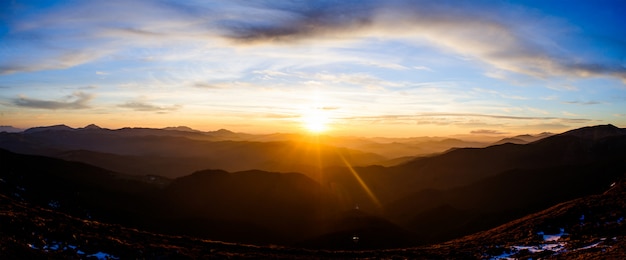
492,132,555,145
162,126,199,132
213,129,234,134
82,124,102,130
0,126,24,133
24,124,75,133
560,124,625,140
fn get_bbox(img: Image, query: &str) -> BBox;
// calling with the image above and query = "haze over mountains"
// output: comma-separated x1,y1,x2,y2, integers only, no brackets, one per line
1,124,625,258
0,124,551,178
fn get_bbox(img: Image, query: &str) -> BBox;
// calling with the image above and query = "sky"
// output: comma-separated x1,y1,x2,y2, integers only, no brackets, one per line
1,0,625,137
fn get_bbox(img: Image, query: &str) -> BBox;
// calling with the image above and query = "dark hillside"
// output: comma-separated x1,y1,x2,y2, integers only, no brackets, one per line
0,149,341,245
330,125,626,206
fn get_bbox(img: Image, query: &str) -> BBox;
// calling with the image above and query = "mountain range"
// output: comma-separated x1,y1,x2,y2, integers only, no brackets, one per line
0,124,552,180
1,124,625,258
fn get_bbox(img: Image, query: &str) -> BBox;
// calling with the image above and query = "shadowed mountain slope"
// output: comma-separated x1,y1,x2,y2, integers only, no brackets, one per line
0,149,339,245
1,124,625,254
2,173,624,258
446,178,626,259
323,124,626,209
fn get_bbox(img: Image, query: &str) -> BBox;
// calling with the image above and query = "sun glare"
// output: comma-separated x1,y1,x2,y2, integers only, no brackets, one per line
302,109,330,134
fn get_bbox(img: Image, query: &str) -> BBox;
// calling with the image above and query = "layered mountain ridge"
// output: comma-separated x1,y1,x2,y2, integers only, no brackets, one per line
1,124,625,258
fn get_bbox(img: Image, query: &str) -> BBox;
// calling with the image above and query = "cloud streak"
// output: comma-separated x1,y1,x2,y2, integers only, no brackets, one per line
12,92,94,109
118,100,181,113
345,112,590,121
216,1,626,82
470,129,509,135
2,0,624,83
563,100,602,105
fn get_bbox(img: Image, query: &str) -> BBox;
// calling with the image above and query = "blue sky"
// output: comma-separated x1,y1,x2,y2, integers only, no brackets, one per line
1,0,625,136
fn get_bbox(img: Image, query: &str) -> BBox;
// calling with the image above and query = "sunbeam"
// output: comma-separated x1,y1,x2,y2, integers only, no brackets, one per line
338,152,382,209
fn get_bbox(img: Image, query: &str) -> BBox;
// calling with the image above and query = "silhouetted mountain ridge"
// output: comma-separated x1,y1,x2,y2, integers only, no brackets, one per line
1,124,625,253
1,157,624,258
0,126,387,178
492,132,554,145
559,124,626,140
24,124,75,134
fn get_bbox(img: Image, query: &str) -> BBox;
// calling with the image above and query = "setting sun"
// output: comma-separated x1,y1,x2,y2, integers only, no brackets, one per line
302,109,330,134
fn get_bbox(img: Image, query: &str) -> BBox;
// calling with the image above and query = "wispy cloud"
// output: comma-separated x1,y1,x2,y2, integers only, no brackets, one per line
216,1,626,82
192,82,221,89
470,129,509,135
118,99,181,113
563,100,602,105
345,112,589,121
3,0,624,83
562,111,581,117
360,61,409,70
548,84,579,92
342,112,592,128
12,92,95,109
413,66,434,72
0,48,112,75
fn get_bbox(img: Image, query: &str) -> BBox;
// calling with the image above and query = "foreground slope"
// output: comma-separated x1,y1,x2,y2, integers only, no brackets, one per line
1,178,624,259
447,179,626,259
0,148,339,245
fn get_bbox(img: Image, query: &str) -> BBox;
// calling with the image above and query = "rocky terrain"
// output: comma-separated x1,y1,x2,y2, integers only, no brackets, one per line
1,179,624,259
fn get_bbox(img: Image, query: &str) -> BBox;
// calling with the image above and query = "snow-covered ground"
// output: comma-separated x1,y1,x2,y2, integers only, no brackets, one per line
489,228,616,259
26,239,119,260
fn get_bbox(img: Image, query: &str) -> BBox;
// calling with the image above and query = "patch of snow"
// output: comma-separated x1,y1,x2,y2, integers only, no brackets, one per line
512,245,542,253
489,251,515,260
44,243,60,251
580,214,585,226
48,200,61,209
537,228,567,242
577,241,602,250
492,237,570,259
88,251,120,260
542,243,567,252
543,228,567,242
27,244,114,259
